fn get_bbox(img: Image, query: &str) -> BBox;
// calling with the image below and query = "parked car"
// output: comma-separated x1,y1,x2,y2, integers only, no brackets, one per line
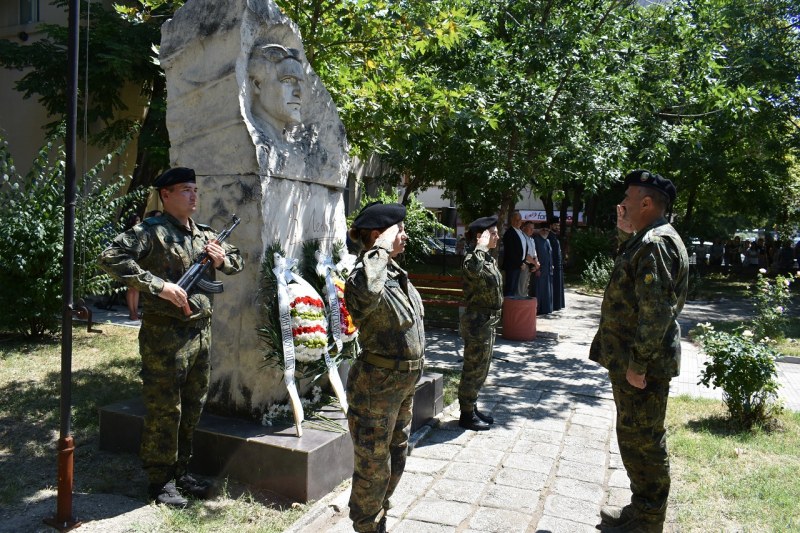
425,237,456,255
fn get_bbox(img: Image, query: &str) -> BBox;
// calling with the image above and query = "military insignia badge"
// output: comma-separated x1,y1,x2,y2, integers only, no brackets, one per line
644,273,655,284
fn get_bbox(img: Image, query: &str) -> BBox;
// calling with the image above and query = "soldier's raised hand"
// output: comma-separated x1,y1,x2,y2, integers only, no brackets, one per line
477,229,492,249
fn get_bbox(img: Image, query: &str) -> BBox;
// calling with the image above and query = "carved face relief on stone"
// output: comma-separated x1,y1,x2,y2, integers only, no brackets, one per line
248,43,306,136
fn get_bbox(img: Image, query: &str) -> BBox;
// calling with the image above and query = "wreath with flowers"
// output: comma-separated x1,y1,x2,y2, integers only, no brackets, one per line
260,242,355,435
299,240,359,360
258,242,329,377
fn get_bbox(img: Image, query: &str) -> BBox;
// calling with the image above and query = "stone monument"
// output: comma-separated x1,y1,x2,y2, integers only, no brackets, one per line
159,0,350,416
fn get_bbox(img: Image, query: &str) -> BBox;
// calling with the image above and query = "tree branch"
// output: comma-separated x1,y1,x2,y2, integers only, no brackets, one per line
544,0,630,123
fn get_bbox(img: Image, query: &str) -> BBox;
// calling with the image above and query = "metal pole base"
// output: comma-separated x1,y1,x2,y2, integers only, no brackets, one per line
43,436,81,531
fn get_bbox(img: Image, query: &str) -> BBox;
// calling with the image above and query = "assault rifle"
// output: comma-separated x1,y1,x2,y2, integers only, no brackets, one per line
178,214,241,316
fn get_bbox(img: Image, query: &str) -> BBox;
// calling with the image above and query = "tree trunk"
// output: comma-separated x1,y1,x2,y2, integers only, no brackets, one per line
542,191,554,222
126,75,168,213
684,186,697,228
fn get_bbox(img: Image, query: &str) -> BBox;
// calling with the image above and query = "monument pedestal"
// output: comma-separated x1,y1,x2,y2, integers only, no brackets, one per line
98,372,443,502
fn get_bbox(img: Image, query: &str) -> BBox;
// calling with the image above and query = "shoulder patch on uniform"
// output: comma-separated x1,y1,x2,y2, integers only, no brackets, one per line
142,217,160,226
642,231,662,244
643,273,655,285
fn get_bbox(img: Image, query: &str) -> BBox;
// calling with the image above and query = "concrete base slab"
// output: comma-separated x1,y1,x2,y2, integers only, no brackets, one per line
98,372,444,502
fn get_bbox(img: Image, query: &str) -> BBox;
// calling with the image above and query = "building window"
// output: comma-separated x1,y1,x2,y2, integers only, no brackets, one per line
20,0,38,25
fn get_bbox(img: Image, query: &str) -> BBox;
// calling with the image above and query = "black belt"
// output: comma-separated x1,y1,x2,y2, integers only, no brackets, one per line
360,353,423,372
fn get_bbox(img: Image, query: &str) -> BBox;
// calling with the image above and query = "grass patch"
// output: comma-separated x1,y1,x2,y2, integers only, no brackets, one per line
668,396,800,531
0,325,310,530
689,271,753,300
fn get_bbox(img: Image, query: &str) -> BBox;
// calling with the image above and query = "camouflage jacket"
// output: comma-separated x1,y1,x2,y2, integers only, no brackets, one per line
462,244,503,311
589,218,688,379
97,213,244,322
345,242,425,361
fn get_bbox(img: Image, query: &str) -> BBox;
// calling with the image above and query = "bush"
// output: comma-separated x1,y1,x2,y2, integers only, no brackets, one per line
569,226,615,273
349,191,449,264
751,270,794,340
581,253,614,292
0,138,144,337
697,324,782,429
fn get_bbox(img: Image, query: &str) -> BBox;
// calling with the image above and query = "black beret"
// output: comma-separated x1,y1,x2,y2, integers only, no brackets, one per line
352,201,406,229
468,215,498,233
153,167,196,189
624,169,676,204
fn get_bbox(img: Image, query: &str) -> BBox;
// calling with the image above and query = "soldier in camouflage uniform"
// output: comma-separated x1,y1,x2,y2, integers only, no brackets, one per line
458,215,503,431
344,202,425,533
589,170,688,533
98,167,244,507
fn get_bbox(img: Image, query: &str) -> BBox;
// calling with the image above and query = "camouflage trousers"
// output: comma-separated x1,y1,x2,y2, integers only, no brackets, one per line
346,360,421,532
458,310,499,413
139,319,211,485
611,377,671,515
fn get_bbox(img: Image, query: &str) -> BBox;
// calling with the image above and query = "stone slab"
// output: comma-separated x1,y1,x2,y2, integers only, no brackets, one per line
98,397,351,502
98,372,443,502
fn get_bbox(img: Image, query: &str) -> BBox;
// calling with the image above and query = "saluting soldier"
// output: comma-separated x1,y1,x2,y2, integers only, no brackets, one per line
458,216,503,431
590,170,688,533
344,202,425,533
98,167,244,507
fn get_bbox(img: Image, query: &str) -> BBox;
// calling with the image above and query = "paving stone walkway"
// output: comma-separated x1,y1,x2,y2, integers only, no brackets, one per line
285,288,800,533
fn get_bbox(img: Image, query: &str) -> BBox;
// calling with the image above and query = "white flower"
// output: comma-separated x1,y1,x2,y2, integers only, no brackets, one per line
742,330,754,338
759,268,767,274
776,306,784,313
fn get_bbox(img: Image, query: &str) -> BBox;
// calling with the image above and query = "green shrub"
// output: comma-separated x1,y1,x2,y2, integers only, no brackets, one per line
0,138,144,337
751,270,794,341
350,190,449,264
569,227,615,273
580,253,614,292
697,324,782,429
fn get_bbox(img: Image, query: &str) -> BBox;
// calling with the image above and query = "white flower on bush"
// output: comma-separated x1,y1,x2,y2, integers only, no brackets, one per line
742,329,754,338
759,268,767,274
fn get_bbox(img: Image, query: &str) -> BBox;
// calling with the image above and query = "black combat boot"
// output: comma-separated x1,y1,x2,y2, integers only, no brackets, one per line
176,473,213,499
459,410,490,431
474,406,494,424
376,514,387,533
148,481,188,508
599,505,638,527
599,505,665,533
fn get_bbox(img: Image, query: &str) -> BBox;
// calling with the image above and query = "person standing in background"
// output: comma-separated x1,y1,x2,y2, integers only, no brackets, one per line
519,220,539,297
458,216,503,432
502,211,528,297
549,217,565,311
124,213,142,320
533,223,553,315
